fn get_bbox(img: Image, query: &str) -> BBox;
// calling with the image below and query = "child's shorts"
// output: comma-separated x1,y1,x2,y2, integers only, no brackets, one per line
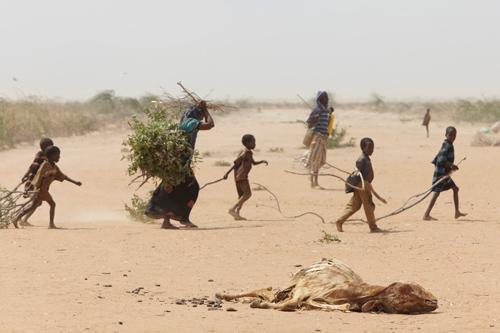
236,179,251,198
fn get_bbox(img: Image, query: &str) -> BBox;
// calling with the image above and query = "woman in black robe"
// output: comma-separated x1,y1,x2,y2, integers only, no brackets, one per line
145,101,214,229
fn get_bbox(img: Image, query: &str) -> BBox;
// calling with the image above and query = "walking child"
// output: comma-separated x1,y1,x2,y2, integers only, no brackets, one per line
21,137,54,193
335,138,386,233
422,108,431,138
307,91,331,188
423,126,467,220
224,134,268,220
13,145,82,229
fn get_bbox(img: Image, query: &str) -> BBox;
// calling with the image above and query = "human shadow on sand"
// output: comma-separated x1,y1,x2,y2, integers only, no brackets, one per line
174,224,265,231
455,218,488,223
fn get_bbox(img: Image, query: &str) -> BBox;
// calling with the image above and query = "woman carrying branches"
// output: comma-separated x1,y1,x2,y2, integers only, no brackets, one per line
145,101,215,229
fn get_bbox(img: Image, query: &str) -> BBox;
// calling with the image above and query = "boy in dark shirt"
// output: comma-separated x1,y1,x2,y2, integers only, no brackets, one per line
224,134,268,220
335,138,386,233
423,126,467,220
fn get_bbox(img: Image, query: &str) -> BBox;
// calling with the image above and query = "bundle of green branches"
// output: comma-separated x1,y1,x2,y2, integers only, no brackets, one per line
124,101,199,188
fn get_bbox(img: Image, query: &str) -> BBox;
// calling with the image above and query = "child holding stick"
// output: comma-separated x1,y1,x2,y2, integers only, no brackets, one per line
224,134,268,220
423,126,467,220
335,138,386,233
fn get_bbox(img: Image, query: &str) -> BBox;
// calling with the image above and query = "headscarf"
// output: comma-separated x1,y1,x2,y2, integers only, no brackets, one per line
315,91,328,111
181,101,206,120
179,101,206,149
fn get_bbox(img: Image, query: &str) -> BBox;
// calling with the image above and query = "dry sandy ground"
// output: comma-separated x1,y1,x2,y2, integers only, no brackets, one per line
0,108,499,333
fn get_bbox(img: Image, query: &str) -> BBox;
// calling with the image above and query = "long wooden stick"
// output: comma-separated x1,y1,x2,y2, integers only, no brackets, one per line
324,162,351,175
284,170,365,191
199,177,226,190
252,182,326,223
297,94,312,109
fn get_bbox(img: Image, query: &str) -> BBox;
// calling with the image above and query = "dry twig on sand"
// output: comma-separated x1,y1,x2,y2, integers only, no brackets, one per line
0,184,37,228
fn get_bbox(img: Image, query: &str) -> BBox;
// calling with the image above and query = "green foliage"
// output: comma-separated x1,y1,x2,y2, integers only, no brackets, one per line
124,102,198,186
327,127,355,149
453,99,500,123
319,230,341,244
124,193,154,223
89,90,142,116
0,98,98,150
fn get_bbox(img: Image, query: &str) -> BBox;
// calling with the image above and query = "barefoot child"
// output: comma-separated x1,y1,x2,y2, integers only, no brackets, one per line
225,134,268,220
335,138,386,233
13,146,82,229
422,108,431,138
423,126,467,221
307,91,331,188
19,137,54,226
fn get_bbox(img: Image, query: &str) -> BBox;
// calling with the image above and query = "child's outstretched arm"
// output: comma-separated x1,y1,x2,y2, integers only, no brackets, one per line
64,175,82,186
223,165,235,179
252,159,268,166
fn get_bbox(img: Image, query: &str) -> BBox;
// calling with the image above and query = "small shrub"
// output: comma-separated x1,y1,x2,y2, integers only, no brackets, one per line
319,230,341,244
268,147,284,153
327,128,355,149
124,194,154,223
214,160,231,167
369,93,385,110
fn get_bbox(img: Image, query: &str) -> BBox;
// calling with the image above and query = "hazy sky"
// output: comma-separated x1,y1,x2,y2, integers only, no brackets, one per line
1,0,499,101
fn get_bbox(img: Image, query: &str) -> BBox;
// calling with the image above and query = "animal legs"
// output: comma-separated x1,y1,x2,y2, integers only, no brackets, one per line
215,287,273,302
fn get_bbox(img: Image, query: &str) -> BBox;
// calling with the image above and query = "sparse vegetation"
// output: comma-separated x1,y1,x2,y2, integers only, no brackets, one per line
2,91,499,151
327,128,355,149
214,160,231,167
124,193,154,223
319,230,341,244
369,93,385,110
268,147,284,153
0,91,146,150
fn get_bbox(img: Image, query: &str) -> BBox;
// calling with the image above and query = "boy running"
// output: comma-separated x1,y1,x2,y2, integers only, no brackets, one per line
224,134,268,220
